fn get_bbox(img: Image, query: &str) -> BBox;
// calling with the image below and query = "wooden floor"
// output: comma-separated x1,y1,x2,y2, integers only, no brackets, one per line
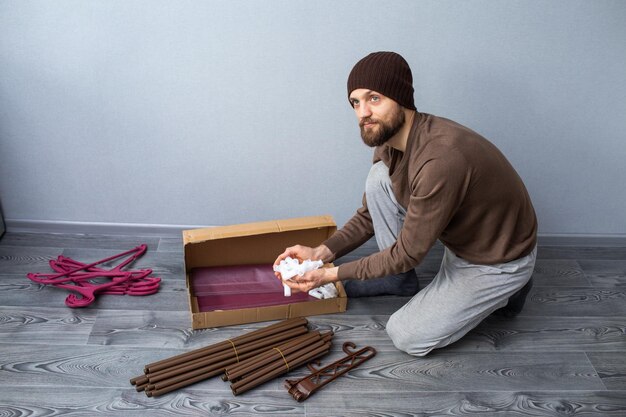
0,232,625,416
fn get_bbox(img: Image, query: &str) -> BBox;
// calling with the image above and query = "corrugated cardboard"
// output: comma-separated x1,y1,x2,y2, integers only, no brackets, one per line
183,215,347,329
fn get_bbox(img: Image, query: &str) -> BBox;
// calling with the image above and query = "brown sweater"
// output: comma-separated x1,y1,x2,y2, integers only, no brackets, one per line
324,112,538,280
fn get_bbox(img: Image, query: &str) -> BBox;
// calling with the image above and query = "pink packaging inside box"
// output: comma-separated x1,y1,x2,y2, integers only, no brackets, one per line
191,264,315,312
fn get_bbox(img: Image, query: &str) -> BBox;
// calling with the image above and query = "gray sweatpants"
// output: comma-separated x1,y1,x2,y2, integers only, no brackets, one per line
366,161,537,357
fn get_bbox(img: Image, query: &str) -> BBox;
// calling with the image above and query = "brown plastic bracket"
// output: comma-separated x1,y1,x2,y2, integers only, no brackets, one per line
284,341,376,401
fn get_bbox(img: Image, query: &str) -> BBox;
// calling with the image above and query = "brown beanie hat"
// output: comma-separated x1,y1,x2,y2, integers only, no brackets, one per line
347,51,416,110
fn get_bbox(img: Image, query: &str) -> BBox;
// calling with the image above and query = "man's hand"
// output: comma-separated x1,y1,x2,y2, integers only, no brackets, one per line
283,266,339,293
273,244,334,279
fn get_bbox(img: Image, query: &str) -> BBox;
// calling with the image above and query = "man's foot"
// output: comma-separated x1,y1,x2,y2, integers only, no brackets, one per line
342,269,419,297
493,277,534,318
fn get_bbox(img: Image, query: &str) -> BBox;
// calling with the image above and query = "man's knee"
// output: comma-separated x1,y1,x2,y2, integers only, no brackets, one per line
386,312,438,357
365,161,391,196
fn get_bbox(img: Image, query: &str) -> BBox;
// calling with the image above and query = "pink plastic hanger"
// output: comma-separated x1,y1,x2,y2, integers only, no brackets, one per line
49,257,159,293
26,244,161,307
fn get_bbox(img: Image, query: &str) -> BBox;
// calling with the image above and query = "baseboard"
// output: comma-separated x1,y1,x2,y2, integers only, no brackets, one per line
4,219,210,237
536,233,626,247
5,219,626,245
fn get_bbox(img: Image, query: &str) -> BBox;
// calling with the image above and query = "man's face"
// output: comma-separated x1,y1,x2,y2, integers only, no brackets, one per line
349,89,405,147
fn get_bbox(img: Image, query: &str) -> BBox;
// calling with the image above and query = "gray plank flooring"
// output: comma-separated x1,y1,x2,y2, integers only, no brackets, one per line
1,232,625,416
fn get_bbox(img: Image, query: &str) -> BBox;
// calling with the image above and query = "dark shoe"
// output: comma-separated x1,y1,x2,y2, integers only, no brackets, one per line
343,269,419,297
493,277,534,318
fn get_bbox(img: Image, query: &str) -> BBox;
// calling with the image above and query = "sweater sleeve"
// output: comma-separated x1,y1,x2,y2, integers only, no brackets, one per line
337,153,470,280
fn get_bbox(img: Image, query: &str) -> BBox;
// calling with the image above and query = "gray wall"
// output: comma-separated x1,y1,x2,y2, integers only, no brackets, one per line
1,1,625,236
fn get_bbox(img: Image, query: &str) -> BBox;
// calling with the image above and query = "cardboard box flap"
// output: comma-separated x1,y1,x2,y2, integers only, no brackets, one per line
273,215,336,233
183,215,336,245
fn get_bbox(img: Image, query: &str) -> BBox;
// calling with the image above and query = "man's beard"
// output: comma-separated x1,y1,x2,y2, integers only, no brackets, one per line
359,106,405,147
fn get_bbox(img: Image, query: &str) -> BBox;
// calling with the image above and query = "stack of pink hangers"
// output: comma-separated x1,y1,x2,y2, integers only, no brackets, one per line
27,244,161,308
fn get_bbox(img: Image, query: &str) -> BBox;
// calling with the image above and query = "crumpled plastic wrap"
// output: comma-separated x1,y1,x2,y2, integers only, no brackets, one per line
273,257,324,280
308,282,339,299
273,256,337,298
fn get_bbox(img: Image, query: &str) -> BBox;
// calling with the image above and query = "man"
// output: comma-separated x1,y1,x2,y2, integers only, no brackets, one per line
274,51,538,356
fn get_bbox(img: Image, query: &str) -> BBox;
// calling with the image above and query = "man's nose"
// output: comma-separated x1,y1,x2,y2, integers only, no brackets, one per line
357,103,372,119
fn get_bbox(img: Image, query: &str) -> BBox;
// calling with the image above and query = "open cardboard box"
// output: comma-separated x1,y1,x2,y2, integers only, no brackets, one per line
183,215,347,329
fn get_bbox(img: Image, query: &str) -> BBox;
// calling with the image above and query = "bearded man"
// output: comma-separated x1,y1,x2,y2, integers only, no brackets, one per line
274,51,538,356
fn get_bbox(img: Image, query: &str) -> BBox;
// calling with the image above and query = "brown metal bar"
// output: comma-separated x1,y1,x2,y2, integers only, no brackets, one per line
224,331,322,381
146,326,308,384
143,318,307,373
231,341,332,396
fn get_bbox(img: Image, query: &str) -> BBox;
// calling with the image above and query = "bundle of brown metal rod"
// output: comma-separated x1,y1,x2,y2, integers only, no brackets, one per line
129,317,331,397
223,330,333,395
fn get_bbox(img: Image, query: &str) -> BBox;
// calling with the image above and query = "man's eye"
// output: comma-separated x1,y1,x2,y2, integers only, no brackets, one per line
351,100,360,106
371,96,380,102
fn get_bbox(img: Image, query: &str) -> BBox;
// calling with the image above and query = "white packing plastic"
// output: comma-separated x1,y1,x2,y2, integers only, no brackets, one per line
308,283,338,300
273,257,324,297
